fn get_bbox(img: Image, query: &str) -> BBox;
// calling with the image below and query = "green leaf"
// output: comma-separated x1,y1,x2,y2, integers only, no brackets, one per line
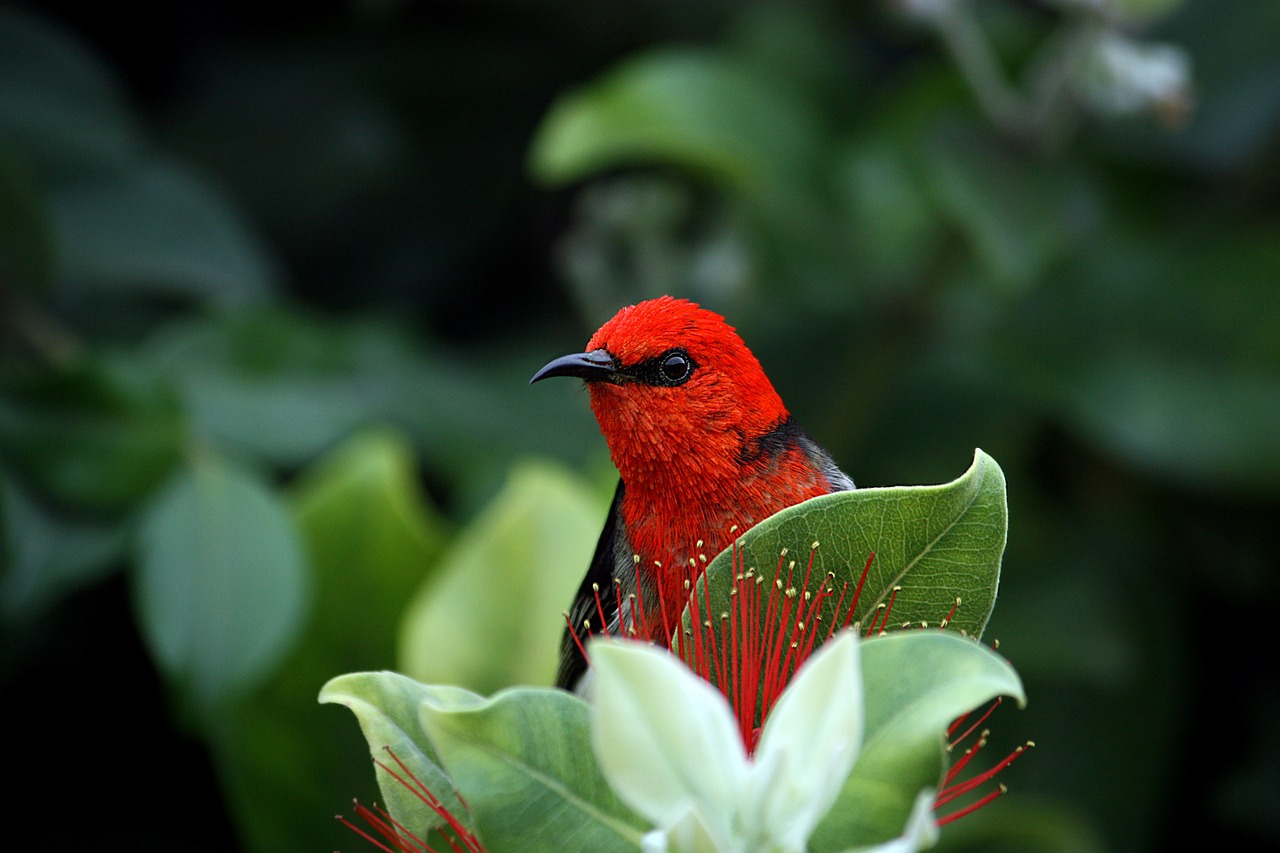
133,453,308,712
0,7,136,177
144,310,604,481
399,460,606,693
419,686,646,853
0,472,124,626
690,449,1007,653
49,160,277,305
831,137,943,286
146,311,408,467
291,428,449,651
992,230,1280,493
529,48,822,211
0,357,185,512
1109,0,1185,24
319,672,471,841
0,140,54,290
811,631,1024,850
205,429,448,852
921,124,1080,293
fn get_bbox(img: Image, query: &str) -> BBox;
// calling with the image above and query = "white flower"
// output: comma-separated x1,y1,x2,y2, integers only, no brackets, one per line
1077,33,1191,116
589,629,938,853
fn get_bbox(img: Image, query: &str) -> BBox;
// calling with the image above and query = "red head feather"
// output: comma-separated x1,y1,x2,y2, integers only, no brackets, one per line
585,296,788,484
582,296,833,621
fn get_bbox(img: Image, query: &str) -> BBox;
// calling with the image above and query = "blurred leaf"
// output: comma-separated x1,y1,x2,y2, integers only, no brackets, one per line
1055,354,1280,492
0,472,124,625
529,48,823,215
0,357,185,512
813,632,1024,849
291,428,448,645
419,685,645,852
0,7,135,177
691,449,1008,654
0,140,54,290
49,160,277,305
146,311,402,467
726,3,862,113
832,136,944,286
144,309,603,480
207,429,446,852
1109,0,1186,23
994,230,1280,492
921,123,1091,292
399,460,606,693
319,672,470,842
134,452,308,713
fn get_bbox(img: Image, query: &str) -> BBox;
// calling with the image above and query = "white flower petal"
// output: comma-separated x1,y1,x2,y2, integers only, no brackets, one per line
590,640,750,835
665,801,737,853
641,828,669,853
748,629,866,850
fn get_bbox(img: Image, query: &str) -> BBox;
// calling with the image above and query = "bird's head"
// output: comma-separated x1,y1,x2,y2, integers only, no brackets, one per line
531,296,788,484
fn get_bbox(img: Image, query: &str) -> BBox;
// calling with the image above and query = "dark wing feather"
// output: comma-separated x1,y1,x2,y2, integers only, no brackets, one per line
555,479,627,690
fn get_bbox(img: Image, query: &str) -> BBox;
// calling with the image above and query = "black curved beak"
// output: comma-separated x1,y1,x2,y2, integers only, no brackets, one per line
530,348,618,384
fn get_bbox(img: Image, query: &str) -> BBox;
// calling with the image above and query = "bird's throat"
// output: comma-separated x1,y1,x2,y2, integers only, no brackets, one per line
617,439,833,641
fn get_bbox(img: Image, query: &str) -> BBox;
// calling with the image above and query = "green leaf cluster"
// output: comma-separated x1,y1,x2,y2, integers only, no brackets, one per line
322,632,1021,853
322,453,1020,852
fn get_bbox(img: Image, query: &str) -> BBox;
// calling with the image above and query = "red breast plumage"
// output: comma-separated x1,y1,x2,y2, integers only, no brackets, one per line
532,296,853,688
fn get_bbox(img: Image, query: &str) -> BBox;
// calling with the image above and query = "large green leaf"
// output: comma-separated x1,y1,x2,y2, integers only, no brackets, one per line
319,672,471,843
143,310,604,480
133,452,308,713
529,48,822,213
399,461,606,693
0,7,135,177
145,311,409,467
992,230,1280,493
688,449,1007,657
921,123,1082,293
419,686,646,853
291,429,449,658
0,357,185,512
49,160,277,304
207,429,447,852
812,631,1025,849
0,472,124,626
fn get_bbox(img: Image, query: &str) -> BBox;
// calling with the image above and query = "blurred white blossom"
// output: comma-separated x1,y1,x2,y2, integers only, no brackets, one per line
1075,32,1191,117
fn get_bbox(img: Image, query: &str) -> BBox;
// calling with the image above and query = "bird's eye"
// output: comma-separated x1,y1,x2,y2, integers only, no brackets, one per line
660,351,691,384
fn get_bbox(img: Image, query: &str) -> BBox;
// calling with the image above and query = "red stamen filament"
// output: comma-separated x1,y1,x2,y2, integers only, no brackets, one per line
340,748,482,853
561,536,1029,827
338,802,428,853
935,738,1034,824
936,784,1007,826
949,697,1002,745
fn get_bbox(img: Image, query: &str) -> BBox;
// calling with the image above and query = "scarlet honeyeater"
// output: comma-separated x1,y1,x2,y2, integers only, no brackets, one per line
532,296,853,689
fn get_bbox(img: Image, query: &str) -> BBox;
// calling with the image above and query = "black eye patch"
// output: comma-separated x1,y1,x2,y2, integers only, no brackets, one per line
621,348,697,387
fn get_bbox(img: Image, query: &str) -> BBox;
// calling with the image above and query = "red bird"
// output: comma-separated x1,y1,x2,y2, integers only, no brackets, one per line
531,296,853,688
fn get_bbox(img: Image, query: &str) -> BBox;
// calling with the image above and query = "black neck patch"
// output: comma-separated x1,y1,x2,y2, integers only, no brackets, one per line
738,415,802,464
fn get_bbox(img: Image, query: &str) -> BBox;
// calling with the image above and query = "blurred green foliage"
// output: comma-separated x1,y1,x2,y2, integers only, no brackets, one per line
1,1,1277,850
